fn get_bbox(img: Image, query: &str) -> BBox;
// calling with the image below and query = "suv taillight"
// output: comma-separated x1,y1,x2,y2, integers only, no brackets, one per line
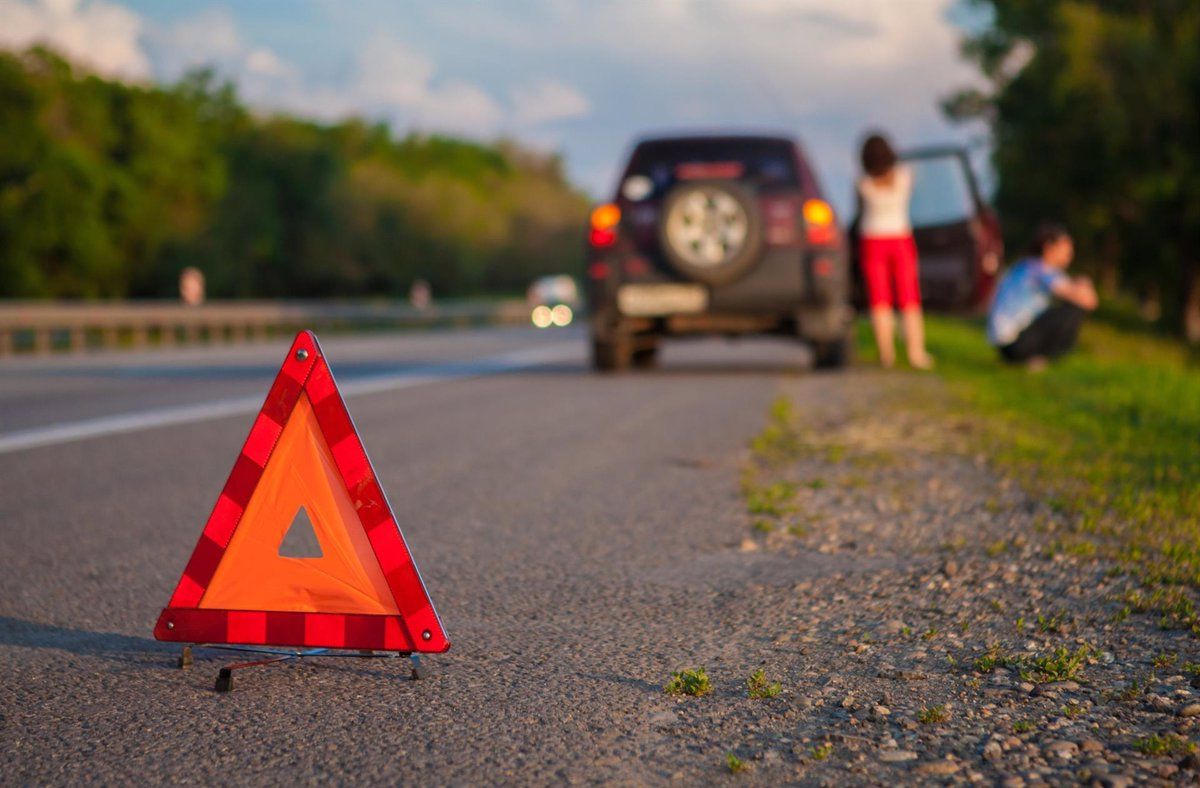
803,199,837,245
589,203,620,247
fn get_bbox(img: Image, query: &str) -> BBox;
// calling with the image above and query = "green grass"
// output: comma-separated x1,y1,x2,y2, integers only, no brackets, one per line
748,396,805,465
725,752,748,773
745,481,798,517
879,315,1200,587
664,667,711,697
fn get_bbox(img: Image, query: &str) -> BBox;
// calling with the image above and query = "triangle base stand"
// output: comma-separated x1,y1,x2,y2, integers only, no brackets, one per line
176,644,427,693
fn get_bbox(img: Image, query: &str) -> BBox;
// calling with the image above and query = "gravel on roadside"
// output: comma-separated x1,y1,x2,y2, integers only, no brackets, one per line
683,369,1200,786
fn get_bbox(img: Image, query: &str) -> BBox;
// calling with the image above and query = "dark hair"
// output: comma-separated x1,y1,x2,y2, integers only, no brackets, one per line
860,133,897,178
1030,222,1071,256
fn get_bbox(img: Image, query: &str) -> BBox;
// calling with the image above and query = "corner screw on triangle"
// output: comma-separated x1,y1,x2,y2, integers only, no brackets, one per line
295,348,309,361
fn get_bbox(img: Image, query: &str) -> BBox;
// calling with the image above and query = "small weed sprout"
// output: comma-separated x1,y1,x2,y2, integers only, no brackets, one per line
810,742,833,760
1036,612,1067,633
1020,645,1092,683
664,667,711,697
1013,719,1035,733
725,752,747,774
972,644,1092,684
752,519,774,534
746,669,781,699
942,536,967,553
1153,652,1178,669
1116,672,1156,701
918,705,950,724
974,644,1002,673
1133,734,1195,757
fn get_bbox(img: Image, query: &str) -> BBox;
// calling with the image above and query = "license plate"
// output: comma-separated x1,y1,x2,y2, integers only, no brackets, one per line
617,284,708,317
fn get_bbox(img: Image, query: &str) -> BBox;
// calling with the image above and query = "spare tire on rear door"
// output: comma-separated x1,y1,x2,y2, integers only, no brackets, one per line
658,180,765,286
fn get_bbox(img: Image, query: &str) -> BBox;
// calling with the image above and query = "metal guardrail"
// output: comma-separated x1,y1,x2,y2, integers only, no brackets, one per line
0,300,531,357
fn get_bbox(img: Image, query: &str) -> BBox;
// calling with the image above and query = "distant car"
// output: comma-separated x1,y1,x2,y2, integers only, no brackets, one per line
585,133,853,371
527,275,579,328
851,146,1002,311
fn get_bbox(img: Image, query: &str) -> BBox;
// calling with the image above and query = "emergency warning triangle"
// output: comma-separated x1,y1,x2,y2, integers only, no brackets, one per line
154,331,449,653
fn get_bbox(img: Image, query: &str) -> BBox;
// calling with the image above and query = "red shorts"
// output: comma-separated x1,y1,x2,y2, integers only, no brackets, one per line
860,235,921,309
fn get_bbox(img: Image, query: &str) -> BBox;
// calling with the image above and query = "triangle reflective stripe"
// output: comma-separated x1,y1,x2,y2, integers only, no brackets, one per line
154,331,449,653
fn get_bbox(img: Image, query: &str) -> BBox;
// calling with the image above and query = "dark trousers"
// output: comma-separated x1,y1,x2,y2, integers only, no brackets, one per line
1000,302,1085,363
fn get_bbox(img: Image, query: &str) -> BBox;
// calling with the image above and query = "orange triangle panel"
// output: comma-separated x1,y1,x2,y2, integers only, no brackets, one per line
154,331,449,653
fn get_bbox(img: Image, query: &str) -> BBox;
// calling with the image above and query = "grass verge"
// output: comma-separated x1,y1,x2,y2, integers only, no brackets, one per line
858,313,1199,593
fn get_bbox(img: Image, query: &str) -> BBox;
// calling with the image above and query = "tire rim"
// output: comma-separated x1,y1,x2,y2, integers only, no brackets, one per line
664,187,749,269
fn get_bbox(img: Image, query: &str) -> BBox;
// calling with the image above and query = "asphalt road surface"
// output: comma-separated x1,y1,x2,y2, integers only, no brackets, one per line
0,326,831,784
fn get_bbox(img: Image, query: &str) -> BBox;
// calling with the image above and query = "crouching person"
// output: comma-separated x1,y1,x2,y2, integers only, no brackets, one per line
988,223,1098,368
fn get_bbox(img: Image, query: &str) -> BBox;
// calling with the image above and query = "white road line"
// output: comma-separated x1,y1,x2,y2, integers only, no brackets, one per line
0,342,578,455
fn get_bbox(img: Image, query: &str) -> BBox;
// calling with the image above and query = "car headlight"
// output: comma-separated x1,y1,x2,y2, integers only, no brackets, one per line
550,304,573,327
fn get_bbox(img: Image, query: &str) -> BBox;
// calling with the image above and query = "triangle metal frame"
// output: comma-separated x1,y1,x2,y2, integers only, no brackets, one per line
154,330,449,653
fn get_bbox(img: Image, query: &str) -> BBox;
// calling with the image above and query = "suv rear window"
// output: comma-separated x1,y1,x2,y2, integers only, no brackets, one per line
622,138,800,199
907,154,977,227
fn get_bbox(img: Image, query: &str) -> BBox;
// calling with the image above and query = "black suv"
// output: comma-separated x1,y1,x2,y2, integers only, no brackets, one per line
586,134,853,371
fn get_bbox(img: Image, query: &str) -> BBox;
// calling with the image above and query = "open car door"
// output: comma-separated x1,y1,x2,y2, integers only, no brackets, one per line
903,147,1001,311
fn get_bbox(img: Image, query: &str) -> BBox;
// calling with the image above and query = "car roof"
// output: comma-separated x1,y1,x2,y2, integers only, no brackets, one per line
901,144,969,160
632,131,798,147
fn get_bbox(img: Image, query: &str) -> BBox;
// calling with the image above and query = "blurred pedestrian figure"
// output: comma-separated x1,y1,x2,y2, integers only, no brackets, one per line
179,267,205,306
857,132,933,370
409,279,432,310
988,223,1098,369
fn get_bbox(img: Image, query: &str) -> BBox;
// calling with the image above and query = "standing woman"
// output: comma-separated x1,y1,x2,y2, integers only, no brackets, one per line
857,133,933,369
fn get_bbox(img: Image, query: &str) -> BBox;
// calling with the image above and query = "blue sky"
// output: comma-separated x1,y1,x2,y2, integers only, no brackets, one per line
0,0,990,213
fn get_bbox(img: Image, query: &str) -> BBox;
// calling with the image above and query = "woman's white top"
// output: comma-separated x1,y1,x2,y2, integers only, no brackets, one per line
858,165,913,238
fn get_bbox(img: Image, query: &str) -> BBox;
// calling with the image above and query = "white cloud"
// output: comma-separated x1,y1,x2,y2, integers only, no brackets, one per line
147,8,243,79
0,0,149,78
510,79,591,128
301,35,504,135
0,0,989,203
245,47,294,79
427,0,986,200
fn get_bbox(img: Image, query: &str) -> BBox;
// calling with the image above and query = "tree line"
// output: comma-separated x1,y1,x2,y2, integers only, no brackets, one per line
947,0,1200,341
0,47,590,301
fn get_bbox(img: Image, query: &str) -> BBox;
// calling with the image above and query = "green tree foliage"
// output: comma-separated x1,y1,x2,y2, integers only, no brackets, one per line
0,48,589,300
946,0,1200,340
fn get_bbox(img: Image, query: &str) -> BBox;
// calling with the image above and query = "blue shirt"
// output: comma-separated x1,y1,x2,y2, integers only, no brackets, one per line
987,257,1067,346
